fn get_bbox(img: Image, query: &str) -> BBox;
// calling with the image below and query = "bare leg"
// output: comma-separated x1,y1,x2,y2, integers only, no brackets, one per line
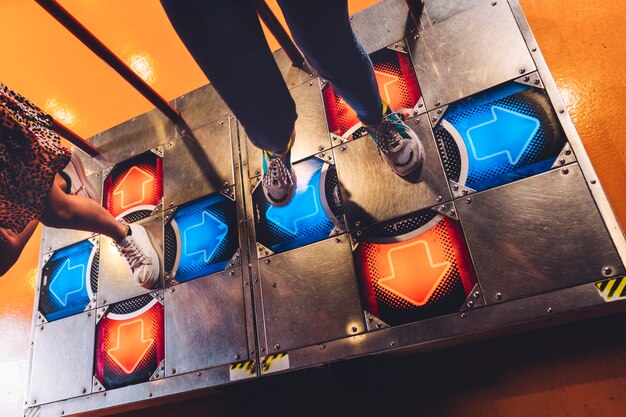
39,175,127,242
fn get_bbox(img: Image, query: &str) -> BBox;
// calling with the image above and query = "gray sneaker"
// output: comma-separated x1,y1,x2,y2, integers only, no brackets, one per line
366,111,425,177
262,148,297,207
62,154,98,200
116,224,160,289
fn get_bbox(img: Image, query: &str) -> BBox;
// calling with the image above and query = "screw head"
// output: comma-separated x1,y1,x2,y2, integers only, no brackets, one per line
171,368,176,374
519,68,526,74
465,197,472,204
351,326,358,333
547,307,553,313
273,344,281,350
435,100,441,107
264,259,270,264
495,292,503,300
235,353,241,360
603,267,613,276
561,168,569,175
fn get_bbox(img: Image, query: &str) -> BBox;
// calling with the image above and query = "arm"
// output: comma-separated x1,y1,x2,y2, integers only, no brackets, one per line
0,220,39,276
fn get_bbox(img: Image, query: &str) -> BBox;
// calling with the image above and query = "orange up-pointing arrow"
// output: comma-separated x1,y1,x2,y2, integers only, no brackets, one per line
113,166,154,209
374,70,400,106
378,240,451,306
107,319,154,374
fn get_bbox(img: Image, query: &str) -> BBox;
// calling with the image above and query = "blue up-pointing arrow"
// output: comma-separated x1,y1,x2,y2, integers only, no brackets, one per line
466,105,540,165
266,185,320,235
183,210,228,262
49,259,86,307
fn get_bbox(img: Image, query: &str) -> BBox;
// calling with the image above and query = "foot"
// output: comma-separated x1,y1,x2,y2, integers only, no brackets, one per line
116,223,160,289
365,111,425,177
262,134,297,207
62,154,98,200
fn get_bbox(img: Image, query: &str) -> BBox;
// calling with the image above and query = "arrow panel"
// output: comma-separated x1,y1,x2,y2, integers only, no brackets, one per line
39,239,97,322
434,81,566,192
253,157,344,255
95,295,164,390
165,192,240,283
323,47,421,139
354,208,477,326
103,151,164,222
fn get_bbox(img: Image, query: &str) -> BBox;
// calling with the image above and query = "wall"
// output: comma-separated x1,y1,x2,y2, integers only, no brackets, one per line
0,1,624,416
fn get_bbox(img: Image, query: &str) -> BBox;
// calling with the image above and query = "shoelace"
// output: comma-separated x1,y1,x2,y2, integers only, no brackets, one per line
117,240,148,269
262,155,292,188
371,112,406,153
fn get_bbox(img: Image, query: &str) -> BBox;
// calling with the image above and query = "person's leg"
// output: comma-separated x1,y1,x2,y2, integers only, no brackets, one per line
39,175,126,242
278,0,383,125
160,0,296,154
279,0,424,177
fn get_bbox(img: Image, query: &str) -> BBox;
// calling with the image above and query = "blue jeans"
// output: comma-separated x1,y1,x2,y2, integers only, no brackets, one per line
160,0,383,154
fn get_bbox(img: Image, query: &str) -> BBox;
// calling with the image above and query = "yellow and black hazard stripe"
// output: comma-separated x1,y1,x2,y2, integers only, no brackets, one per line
596,276,626,302
228,360,256,381
261,352,288,373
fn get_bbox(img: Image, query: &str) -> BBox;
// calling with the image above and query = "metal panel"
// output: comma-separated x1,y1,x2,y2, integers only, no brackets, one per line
258,237,365,353
29,312,95,405
350,0,415,54
456,164,625,303
91,107,175,166
409,0,536,111
420,0,483,30
274,48,316,89
41,172,103,253
165,267,248,376
334,116,450,229
173,84,231,134
98,214,164,306
244,79,331,177
163,120,234,208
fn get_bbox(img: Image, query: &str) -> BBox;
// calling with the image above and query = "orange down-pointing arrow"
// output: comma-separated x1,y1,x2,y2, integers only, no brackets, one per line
113,166,154,209
378,240,451,306
107,319,154,374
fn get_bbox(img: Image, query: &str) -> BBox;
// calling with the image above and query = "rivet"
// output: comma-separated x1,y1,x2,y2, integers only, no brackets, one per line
467,300,474,308
335,237,342,243
367,317,373,323
219,120,224,125
465,197,472,204
491,1,497,5
87,312,91,317
320,344,327,350
340,145,346,151
559,109,565,114
82,388,86,394
171,368,176,374
197,372,202,376
235,353,241,360
534,79,541,85
532,47,537,52
439,205,446,211
437,109,443,115
432,116,438,123
561,168,569,175
154,373,159,378
414,119,420,125
417,102,423,108
351,326,358,333
274,344,280,350
308,81,313,86
355,221,361,227
390,342,396,347
149,393,153,398
272,282,278,288
558,159,566,165
603,267,613,276
376,323,382,329
255,169,261,175
461,312,466,318
40,326,44,331
318,145,325,151
452,185,459,191
547,307,553,313
265,259,270,264
519,68,526,74
449,209,456,216
436,196,443,202
473,291,480,298
462,189,469,196
231,270,236,276
523,76,530,82
591,180,597,184
434,100,441,107
565,149,572,155
495,292,503,300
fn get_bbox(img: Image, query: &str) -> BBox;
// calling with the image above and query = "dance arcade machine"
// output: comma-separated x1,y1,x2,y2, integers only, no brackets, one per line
26,0,626,416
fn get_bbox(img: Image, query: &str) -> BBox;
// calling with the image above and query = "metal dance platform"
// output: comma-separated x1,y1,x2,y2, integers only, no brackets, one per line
25,1,626,416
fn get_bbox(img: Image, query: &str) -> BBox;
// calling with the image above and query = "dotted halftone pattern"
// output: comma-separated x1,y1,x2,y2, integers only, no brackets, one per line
39,239,96,322
103,151,163,221
323,48,421,136
435,83,566,191
355,216,477,326
165,193,239,283
95,295,164,390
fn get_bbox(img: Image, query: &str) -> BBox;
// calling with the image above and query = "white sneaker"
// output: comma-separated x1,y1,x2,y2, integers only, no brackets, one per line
116,224,160,289
63,154,98,200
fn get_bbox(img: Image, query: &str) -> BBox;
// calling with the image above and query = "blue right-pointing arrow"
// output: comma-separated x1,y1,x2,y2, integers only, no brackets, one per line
466,105,540,165
183,210,228,262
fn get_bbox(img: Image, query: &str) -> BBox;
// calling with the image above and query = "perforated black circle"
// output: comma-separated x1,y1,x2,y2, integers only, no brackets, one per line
108,294,153,315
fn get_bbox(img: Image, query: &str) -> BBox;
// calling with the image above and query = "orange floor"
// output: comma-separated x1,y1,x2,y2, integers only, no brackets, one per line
0,1,625,416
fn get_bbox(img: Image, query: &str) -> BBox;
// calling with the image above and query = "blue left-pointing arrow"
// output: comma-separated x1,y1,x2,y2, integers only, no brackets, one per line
183,210,228,262
466,105,540,165
49,259,86,307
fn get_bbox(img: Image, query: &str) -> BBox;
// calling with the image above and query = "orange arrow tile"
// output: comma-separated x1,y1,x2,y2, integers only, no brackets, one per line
113,166,154,209
107,319,154,374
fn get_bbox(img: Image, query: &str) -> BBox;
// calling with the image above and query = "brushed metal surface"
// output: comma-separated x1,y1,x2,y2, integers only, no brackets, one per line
244,79,331,177
91,107,175,166
163,120,234,208
350,0,414,54
98,214,163,307
457,164,625,303
274,48,316,89
258,237,365,352
420,0,483,30
165,267,248,376
41,172,103,254
409,0,536,111
29,312,95,405
334,116,450,229
173,84,231,134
